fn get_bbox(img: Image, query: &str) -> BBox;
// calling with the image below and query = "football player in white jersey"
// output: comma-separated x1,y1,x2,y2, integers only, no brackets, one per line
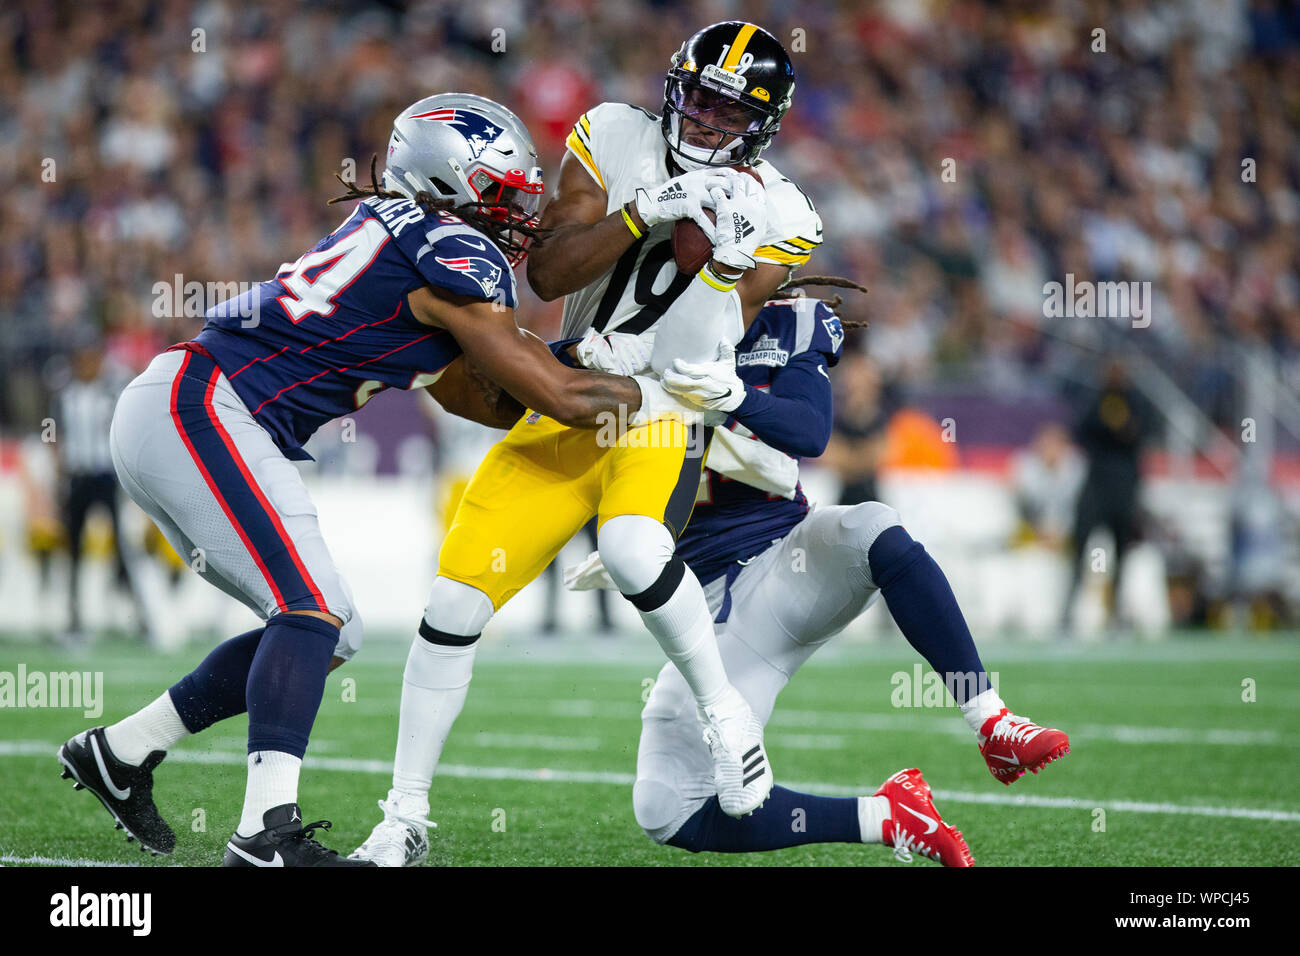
351,21,824,866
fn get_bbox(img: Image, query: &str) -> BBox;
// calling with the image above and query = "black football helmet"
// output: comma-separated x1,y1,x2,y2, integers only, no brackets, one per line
661,21,795,170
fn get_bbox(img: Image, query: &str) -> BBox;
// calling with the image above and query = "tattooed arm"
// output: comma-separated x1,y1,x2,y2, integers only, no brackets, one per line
425,354,526,429
407,285,643,429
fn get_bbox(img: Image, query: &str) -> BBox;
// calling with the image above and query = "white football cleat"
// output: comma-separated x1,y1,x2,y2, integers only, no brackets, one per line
348,791,436,867
702,694,773,818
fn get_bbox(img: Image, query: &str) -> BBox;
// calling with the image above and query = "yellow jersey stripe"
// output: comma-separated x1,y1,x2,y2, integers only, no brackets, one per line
722,24,759,71
565,128,606,190
754,244,812,266
786,236,820,250
572,115,593,149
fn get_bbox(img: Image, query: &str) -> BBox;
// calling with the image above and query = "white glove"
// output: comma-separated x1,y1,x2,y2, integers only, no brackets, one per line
661,342,746,414
631,374,727,427
633,168,732,232
708,173,768,272
563,551,618,591
576,328,655,377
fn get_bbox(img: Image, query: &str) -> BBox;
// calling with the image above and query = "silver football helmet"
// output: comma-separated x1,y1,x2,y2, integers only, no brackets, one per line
382,92,544,264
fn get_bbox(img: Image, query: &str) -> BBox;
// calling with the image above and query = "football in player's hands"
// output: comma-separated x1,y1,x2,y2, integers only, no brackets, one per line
671,165,763,276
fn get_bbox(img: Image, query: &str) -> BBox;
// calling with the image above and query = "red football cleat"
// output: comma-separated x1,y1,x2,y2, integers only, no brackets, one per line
876,768,974,867
978,709,1070,785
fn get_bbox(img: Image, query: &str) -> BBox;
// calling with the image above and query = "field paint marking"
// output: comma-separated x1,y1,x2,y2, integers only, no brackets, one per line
471,732,603,751
1,852,143,867
345,696,1291,748
6,739,1299,823
769,709,1289,747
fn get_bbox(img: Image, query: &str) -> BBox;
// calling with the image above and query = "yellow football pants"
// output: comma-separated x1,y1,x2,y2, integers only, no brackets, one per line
438,413,711,609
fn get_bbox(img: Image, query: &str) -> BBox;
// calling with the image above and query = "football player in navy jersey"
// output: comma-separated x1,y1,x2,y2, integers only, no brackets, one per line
566,281,1071,866
56,93,710,867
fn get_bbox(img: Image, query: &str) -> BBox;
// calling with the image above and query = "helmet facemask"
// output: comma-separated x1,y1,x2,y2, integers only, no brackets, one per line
663,79,773,170
465,165,544,266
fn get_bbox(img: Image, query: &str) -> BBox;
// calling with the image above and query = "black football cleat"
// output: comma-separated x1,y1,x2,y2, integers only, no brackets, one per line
57,727,175,855
223,803,377,867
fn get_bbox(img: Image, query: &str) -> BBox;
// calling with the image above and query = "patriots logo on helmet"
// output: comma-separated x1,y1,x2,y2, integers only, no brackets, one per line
410,107,508,160
436,255,503,298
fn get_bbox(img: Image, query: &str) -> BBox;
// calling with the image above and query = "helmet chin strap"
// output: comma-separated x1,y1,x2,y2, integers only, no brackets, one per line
668,112,745,170
380,168,436,203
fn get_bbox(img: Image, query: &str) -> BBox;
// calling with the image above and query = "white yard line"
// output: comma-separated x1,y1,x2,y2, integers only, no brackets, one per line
767,709,1290,747
5,739,1299,823
339,696,1293,746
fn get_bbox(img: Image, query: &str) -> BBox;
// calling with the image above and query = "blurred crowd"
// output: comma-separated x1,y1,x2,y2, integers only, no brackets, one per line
2,0,1299,433
2,0,1299,632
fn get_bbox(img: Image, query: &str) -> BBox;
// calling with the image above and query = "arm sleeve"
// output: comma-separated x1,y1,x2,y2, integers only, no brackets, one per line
730,350,834,459
650,272,745,372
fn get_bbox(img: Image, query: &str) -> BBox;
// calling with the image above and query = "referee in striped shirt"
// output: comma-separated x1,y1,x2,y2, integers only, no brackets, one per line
54,339,136,637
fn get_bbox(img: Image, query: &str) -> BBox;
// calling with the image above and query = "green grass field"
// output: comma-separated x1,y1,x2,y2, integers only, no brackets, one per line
2,633,1298,866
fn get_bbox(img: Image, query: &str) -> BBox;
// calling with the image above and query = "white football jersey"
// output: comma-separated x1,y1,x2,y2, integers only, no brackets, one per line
559,102,824,340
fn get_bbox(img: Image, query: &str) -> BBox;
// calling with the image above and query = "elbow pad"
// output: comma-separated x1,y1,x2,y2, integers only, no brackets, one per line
650,269,745,374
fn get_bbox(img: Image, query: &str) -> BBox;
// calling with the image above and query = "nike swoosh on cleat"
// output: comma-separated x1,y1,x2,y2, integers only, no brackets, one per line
227,843,284,867
89,734,131,801
989,753,1021,765
898,802,939,835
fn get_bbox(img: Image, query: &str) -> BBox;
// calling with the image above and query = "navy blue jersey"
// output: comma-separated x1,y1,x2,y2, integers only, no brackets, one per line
193,196,517,459
677,297,844,585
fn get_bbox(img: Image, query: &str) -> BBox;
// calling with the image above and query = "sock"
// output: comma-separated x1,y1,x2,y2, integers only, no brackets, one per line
237,750,302,836
633,562,733,708
167,627,265,734
869,525,990,704
104,692,192,766
599,515,732,708
389,578,493,802
245,613,337,758
391,636,478,801
858,795,890,844
962,687,1009,739
667,787,862,853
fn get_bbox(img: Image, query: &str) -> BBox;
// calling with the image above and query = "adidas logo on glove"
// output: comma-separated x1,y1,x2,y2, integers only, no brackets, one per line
730,213,755,242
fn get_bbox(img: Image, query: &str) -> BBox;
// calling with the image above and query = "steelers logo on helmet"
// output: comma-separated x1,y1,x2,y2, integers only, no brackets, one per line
662,21,795,171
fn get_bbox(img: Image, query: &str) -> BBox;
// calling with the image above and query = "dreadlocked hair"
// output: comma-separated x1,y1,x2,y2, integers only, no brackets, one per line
329,154,549,263
774,273,870,328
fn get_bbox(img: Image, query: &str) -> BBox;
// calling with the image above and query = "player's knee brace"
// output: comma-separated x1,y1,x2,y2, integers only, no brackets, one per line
841,502,904,587
597,514,676,599
420,576,494,646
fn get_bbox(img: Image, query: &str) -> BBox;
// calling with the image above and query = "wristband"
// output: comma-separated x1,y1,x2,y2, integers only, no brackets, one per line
699,262,739,292
620,203,644,240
